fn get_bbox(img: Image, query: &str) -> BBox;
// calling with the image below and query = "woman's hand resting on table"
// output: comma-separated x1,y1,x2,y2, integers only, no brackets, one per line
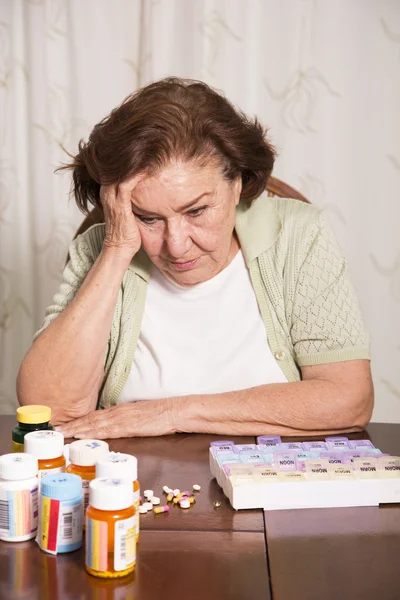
54,400,176,439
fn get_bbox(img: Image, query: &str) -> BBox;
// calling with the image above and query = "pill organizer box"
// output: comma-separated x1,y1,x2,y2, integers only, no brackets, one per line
209,436,400,510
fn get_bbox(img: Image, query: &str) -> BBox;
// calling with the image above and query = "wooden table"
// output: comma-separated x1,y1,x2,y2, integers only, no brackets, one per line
264,423,400,600
0,417,399,599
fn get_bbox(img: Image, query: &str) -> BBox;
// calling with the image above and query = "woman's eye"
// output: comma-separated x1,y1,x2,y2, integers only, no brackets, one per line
187,206,206,217
137,216,158,224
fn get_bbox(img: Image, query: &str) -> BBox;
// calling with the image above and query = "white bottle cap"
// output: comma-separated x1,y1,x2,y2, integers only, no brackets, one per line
96,452,137,481
89,478,134,511
0,453,38,480
69,439,109,466
24,430,64,460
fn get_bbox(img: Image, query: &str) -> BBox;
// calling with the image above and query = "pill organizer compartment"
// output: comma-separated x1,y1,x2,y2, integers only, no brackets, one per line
209,437,400,510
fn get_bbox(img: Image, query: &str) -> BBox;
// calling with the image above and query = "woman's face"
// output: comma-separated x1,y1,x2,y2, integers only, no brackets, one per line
131,161,242,286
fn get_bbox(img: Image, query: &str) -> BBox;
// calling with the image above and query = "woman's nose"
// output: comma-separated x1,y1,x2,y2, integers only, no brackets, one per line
165,220,192,258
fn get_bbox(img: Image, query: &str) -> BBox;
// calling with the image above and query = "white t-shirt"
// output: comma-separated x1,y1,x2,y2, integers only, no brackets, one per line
119,250,287,402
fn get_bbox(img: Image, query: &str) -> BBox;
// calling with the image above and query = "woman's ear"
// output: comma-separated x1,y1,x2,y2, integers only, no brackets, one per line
233,176,243,206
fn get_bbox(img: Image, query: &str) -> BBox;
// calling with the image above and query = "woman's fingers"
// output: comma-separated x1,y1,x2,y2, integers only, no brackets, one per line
101,173,146,211
54,400,176,440
116,173,147,207
101,173,147,254
55,411,103,438
73,428,113,440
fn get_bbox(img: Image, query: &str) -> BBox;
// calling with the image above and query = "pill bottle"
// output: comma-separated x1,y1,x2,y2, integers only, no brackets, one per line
0,453,39,542
37,473,83,554
86,478,136,579
66,439,109,514
12,405,53,452
96,452,140,542
24,431,66,479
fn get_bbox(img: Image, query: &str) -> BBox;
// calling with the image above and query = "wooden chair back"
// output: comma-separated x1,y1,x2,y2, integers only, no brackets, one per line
267,176,310,203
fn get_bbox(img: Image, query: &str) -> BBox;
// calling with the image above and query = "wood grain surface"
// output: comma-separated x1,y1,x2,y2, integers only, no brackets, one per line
0,416,270,600
265,423,400,600
2,414,400,600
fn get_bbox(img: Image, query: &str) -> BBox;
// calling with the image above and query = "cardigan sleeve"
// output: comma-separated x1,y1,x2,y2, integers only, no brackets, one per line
33,232,99,341
291,211,370,366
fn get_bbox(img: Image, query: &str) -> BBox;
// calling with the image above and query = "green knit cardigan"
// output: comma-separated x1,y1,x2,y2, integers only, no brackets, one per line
35,194,370,408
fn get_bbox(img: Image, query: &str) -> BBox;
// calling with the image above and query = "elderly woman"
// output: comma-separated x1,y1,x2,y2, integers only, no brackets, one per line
17,77,373,439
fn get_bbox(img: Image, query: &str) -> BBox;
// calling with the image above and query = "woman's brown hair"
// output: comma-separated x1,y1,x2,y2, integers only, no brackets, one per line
60,77,276,214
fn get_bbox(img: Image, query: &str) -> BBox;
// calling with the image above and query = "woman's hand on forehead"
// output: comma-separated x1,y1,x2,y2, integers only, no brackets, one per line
101,173,147,258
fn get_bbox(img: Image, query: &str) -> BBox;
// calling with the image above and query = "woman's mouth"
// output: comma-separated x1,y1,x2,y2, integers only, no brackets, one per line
170,257,200,271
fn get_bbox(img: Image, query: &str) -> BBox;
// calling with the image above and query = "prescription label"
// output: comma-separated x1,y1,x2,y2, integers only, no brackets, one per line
38,467,66,480
0,487,38,538
114,517,136,571
86,517,108,571
38,497,82,554
58,503,83,550
82,480,90,513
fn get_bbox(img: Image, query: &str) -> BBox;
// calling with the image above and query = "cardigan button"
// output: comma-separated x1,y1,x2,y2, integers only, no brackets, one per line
275,351,285,361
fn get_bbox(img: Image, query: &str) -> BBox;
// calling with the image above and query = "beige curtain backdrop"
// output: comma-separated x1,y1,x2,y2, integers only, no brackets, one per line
0,0,399,421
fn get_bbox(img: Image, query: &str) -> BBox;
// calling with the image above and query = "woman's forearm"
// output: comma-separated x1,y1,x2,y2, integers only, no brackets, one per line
170,375,374,437
17,247,132,422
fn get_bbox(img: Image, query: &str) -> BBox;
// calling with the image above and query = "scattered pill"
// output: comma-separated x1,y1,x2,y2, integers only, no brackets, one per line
139,495,143,501
143,489,154,499
139,505,148,514
213,501,222,508
151,496,160,505
167,493,174,502
180,499,190,509
154,505,170,514
179,496,194,506
193,484,201,491
142,502,153,511
182,490,190,496
162,486,170,494
173,489,180,496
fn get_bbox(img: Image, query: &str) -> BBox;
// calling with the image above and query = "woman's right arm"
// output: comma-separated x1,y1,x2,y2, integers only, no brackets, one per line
17,176,145,424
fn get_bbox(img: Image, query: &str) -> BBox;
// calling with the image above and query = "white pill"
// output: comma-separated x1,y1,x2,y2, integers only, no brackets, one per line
139,505,148,514
173,489,180,496
162,486,170,493
142,502,153,510
180,499,190,509
151,496,160,505
192,484,201,491
143,490,154,499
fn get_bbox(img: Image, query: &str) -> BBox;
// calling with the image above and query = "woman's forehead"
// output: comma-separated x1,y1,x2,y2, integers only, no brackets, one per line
132,162,227,210
146,160,224,188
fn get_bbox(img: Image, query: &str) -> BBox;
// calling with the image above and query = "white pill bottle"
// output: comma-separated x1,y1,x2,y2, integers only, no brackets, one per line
0,453,39,542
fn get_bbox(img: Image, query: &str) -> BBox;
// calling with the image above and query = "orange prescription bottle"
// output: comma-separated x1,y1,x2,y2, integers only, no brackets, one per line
66,440,109,514
86,478,136,579
96,452,140,542
24,431,66,479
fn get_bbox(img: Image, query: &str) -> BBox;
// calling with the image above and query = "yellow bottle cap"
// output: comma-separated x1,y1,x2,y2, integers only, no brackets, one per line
16,405,51,424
